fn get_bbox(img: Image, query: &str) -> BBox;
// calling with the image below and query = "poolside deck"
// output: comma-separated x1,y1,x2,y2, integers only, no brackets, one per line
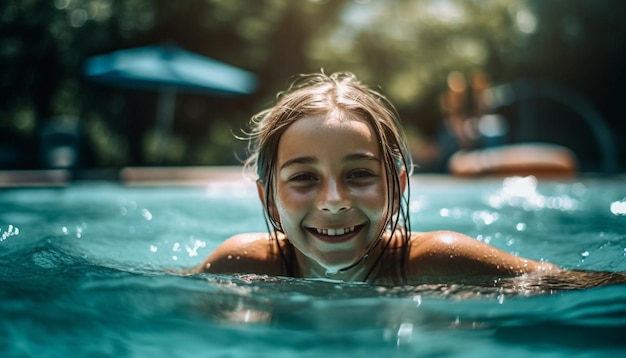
0,169,71,188
0,167,247,188
0,166,622,188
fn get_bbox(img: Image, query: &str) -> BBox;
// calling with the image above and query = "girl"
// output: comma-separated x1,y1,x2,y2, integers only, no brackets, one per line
190,72,620,287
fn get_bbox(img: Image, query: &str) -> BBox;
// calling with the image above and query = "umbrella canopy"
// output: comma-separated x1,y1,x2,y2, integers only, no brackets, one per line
83,44,257,164
84,44,257,95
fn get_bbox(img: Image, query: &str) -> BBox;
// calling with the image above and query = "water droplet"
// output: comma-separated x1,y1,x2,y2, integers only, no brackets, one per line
150,245,158,253
396,323,414,347
581,251,589,257
325,269,338,276
141,208,152,221
610,199,626,216
1,225,20,242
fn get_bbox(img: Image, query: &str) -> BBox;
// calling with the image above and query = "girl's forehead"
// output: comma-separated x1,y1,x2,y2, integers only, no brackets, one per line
276,113,381,164
287,113,376,139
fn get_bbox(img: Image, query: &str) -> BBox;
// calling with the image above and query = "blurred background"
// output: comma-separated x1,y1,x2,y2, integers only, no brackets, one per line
1,0,625,175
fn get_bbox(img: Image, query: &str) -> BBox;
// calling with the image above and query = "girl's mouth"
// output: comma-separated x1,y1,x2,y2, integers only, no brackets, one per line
306,224,365,243
315,226,356,236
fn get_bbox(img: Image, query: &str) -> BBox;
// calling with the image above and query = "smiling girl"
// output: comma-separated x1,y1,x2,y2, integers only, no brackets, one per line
189,72,623,287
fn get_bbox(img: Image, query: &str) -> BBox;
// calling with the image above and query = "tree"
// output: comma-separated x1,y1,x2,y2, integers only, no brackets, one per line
2,0,625,171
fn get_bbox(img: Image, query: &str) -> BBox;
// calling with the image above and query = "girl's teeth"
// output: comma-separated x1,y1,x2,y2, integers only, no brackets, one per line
316,226,355,236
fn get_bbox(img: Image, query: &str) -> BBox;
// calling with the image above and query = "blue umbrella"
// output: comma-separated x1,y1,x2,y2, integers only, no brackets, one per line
84,44,257,163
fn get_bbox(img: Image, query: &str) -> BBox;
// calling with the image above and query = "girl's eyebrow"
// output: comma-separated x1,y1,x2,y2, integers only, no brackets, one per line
279,152,380,171
345,152,381,163
279,156,316,170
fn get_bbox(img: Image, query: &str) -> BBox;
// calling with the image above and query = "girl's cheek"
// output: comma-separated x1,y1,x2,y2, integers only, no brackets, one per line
277,188,313,210
356,185,387,206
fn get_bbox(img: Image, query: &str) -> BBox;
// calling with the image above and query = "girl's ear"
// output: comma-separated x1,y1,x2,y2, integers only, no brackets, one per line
256,181,281,224
391,166,408,216
399,166,407,194
256,180,266,203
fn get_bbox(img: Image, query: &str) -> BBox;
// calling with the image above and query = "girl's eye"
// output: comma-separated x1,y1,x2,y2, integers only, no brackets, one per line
289,173,317,183
348,169,376,180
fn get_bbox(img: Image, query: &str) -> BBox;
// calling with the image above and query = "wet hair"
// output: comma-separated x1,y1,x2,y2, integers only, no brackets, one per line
243,72,413,282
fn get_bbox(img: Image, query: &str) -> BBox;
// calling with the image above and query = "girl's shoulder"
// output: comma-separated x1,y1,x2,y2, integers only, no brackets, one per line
191,232,286,275
406,229,504,267
383,229,468,252
408,230,472,250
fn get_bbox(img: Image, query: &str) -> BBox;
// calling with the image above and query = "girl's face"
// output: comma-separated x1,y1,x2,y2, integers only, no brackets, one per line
270,112,389,273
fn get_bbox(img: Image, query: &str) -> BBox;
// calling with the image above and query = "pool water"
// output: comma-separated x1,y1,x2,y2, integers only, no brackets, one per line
1,175,625,357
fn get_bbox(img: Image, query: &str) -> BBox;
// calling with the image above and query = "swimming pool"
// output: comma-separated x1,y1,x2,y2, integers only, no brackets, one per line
1,174,625,357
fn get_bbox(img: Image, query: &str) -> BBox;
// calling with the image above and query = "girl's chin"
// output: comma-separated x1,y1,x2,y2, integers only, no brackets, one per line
316,253,366,273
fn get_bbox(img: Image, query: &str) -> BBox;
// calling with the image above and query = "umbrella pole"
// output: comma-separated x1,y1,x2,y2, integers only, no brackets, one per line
155,87,177,165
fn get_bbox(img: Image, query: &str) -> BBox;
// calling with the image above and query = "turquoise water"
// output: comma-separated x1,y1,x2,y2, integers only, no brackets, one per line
1,176,625,357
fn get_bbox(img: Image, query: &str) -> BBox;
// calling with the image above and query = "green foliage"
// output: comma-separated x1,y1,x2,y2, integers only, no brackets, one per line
1,0,624,169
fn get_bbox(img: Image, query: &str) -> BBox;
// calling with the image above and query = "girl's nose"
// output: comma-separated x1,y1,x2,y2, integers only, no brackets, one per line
318,178,350,213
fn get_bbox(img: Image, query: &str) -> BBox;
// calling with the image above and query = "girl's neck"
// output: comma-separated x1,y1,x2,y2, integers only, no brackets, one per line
293,241,385,283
